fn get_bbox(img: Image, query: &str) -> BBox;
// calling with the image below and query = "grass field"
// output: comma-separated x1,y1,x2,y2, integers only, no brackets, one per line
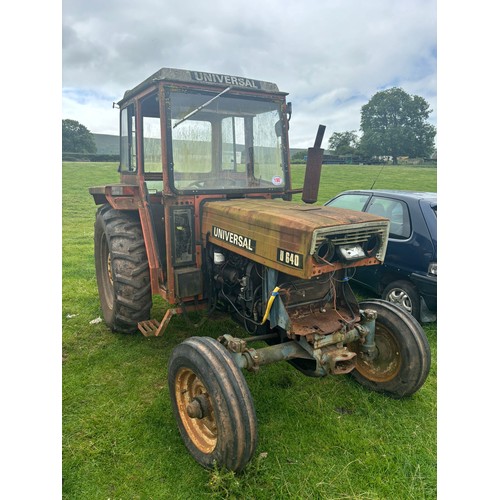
62,162,437,499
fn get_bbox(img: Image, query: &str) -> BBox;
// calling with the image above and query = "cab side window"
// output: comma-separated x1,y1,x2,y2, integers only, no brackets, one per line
120,104,136,172
141,92,163,191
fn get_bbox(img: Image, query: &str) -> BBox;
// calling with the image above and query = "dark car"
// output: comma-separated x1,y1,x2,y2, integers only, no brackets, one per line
325,190,437,323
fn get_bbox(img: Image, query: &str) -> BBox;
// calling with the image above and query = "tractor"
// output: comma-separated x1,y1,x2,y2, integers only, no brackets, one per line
89,68,430,472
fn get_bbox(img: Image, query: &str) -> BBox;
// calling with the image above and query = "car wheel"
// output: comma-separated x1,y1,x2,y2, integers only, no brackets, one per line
382,280,420,322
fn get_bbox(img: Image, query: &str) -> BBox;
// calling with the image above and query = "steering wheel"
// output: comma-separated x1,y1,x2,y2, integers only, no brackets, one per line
186,180,205,189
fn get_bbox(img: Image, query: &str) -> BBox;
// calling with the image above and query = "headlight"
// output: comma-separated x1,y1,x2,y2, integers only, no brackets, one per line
337,244,366,261
428,262,437,276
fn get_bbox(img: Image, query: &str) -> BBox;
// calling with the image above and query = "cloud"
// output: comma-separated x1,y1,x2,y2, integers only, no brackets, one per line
62,0,436,148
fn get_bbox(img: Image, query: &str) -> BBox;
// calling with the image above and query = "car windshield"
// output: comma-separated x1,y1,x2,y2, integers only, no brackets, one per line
326,193,370,211
168,89,286,192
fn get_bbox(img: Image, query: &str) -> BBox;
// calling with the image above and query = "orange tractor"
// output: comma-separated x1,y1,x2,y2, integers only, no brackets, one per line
90,68,430,471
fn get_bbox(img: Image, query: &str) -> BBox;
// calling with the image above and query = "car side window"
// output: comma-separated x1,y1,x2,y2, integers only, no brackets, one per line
366,196,411,240
326,194,370,211
388,200,412,239
367,197,411,239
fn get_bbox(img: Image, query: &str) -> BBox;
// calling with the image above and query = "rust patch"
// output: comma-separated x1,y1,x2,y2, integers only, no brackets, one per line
201,199,388,279
288,305,360,336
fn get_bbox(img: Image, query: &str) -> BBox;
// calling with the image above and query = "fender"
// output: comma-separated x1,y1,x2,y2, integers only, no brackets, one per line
89,184,165,297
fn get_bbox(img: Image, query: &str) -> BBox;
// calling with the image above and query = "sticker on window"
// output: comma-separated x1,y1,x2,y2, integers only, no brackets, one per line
272,176,283,186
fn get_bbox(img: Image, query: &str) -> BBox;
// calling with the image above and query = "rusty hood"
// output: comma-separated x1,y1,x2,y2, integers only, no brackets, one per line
201,199,390,279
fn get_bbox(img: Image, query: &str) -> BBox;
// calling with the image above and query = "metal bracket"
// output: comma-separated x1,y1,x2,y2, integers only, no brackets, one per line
359,308,378,359
320,346,357,375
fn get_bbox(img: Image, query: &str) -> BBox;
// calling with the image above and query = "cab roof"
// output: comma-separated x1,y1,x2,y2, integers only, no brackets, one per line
119,67,284,105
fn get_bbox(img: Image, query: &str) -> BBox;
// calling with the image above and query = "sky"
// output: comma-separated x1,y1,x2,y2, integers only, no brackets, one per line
62,0,437,149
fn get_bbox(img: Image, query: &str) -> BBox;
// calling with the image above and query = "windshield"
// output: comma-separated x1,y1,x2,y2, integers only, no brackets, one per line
168,89,286,192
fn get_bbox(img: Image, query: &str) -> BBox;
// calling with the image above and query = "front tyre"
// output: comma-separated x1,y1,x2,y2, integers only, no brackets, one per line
349,299,431,398
94,204,152,333
168,337,257,472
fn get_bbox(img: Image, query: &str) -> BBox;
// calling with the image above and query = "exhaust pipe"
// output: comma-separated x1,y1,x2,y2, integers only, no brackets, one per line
302,124,326,204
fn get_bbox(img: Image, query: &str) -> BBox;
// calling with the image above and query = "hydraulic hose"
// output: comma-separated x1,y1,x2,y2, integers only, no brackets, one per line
260,287,280,325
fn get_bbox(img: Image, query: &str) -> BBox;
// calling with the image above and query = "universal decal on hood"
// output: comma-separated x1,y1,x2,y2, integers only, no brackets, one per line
212,226,256,253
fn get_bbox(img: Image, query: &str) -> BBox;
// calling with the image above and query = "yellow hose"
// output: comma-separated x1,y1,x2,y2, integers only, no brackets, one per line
261,286,281,324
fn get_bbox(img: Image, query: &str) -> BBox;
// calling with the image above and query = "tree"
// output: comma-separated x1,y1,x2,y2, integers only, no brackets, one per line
291,150,307,163
62,119,97,154
358,88,436,165
327,131,359,155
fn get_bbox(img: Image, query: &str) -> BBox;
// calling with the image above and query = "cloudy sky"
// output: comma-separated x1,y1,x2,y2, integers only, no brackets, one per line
62,0,436,149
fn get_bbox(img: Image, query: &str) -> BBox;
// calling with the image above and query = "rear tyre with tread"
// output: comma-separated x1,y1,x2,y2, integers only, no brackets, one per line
94,204,152,333
168,336,257,472
349,299,430,398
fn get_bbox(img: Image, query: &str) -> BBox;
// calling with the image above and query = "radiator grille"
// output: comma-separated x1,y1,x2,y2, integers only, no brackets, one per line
311,221,390,261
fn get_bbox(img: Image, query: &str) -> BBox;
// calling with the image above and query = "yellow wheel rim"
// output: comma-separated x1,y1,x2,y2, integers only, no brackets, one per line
175,367,217,453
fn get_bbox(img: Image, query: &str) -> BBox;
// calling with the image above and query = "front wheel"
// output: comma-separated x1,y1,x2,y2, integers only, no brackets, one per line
349,299,431,398
168,336,258,471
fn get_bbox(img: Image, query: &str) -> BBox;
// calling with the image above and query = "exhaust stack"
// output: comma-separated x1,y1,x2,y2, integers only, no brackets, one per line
302,125,326,204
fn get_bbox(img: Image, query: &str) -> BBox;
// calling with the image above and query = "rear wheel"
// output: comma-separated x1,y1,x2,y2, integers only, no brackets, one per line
168,336,257,471
349,299,430,398
94,205,152,333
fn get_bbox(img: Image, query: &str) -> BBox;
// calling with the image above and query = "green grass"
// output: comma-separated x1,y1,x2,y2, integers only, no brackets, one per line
63,162,437,499
291,163,437,204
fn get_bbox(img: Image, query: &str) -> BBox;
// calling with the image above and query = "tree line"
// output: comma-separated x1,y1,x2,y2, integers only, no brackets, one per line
63,87,436,166
62,119,97,154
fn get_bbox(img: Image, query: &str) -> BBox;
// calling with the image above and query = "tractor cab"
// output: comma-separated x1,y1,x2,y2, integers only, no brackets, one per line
115,68,292,198
90,69,298,306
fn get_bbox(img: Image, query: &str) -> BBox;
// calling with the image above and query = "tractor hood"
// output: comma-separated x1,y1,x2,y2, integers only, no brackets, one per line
202,199,390,279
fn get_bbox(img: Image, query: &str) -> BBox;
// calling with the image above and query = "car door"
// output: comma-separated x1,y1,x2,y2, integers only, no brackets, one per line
352,195,408,291
359,196,432,287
